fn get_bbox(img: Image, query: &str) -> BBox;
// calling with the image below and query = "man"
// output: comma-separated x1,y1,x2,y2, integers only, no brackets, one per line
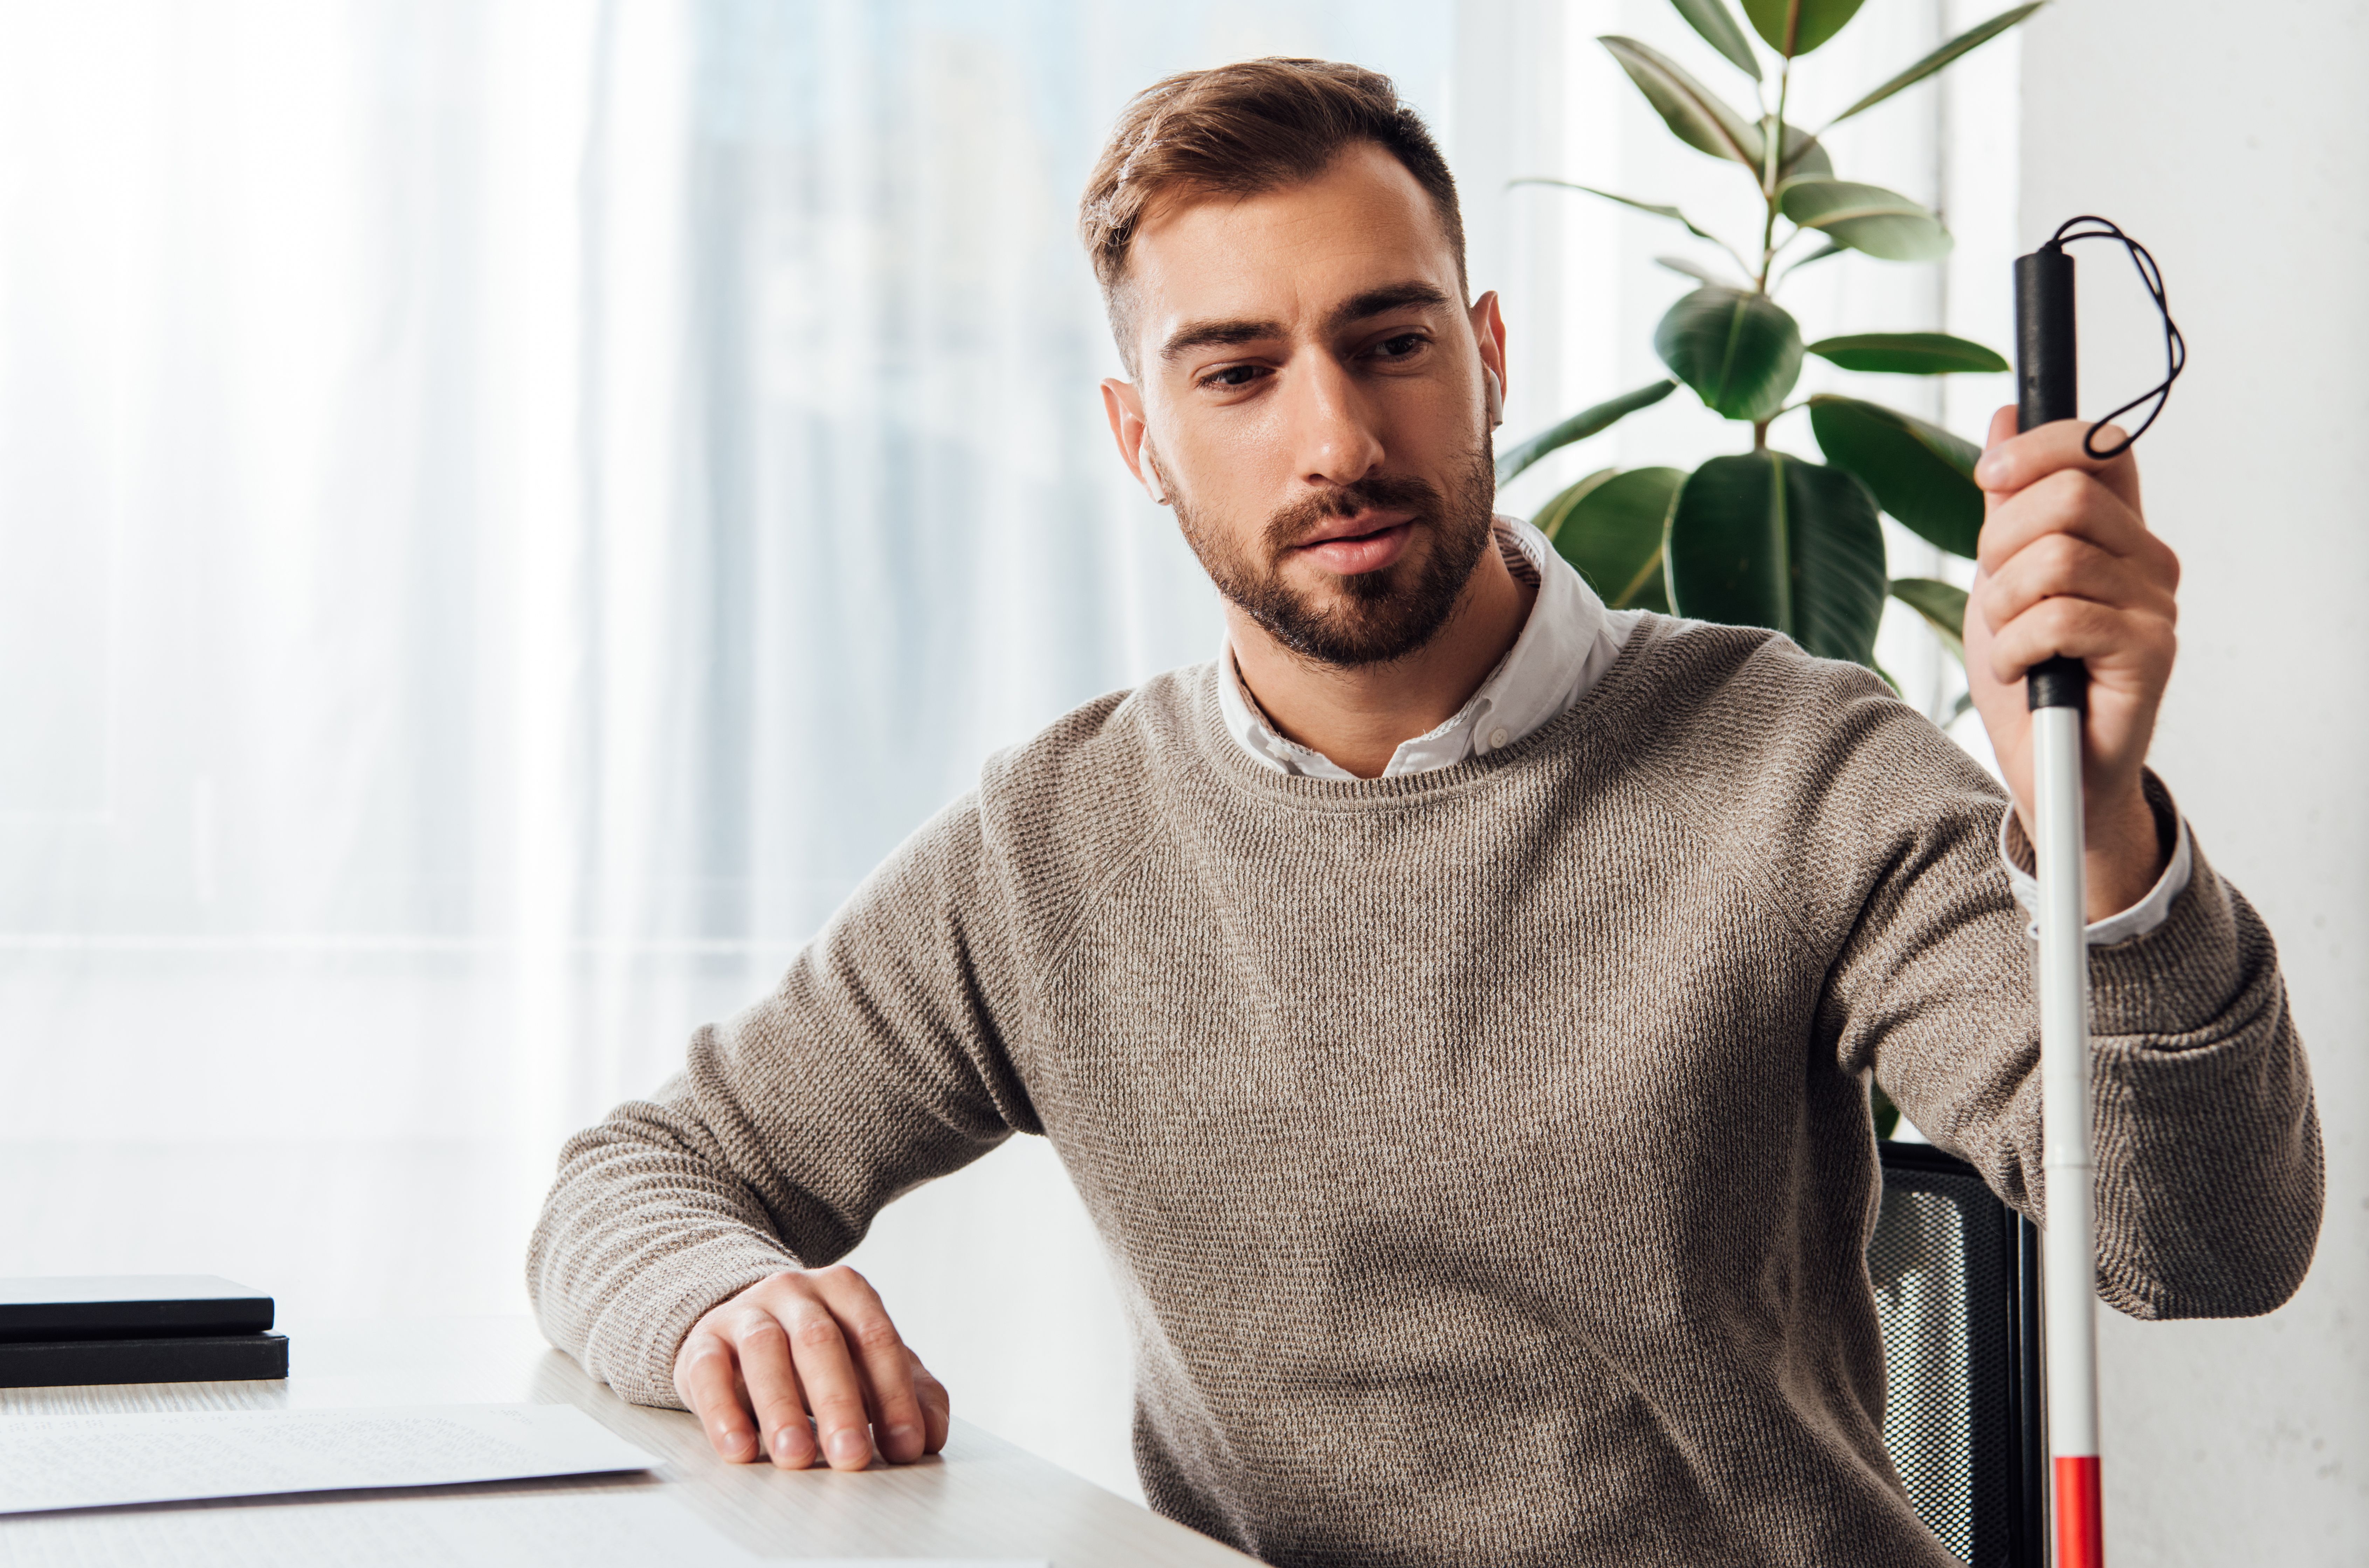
529,59,2320,1567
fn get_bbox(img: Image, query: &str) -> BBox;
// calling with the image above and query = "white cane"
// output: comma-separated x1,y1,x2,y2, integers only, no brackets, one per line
2011,217,2184,1568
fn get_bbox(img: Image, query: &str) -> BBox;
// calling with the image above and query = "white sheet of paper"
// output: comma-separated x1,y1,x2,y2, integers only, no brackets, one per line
0,1404,655,1514
0,1488,1046,1568
0,1491,742,1566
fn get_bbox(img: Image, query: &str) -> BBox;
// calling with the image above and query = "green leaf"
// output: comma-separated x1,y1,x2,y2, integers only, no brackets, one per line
1830,4,2046,124
1510,181,1729,249
1600,36,1762,169
1544,467,1687,612
1769,120,1833,178
1666,450,1888,663
1653,287,1804,422
1808,394,1984,557
1671,0,1762,78
1806,332,2009,374
1656,254,1739,288
1741,0,1868,56
1890,576,1969,663
1532,468,1619,543
1871,1080,1902,1140
1775,238,1846,283
1495,379,1679,486
1584,45,1823,180
1778,178,1952,261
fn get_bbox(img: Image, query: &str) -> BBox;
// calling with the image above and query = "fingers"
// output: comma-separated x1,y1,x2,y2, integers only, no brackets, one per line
780,1288,878,1471
1966,406,2178,846
809,1266,931,1464
674,1325,762,1464
1977,409,2143,512
1981,589,2175,696
1974,530,2176,640
732,1309,817,1469
1974,467,2171,586
1968,404,2179,706
910,1350,952,1455
669,1267,944,1473
1984,403,2017,454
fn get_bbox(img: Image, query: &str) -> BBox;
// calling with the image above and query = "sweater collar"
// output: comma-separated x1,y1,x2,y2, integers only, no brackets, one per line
1187,608,1675,806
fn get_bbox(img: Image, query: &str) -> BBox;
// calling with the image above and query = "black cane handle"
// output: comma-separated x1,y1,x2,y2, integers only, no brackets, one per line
2013,246,2087,714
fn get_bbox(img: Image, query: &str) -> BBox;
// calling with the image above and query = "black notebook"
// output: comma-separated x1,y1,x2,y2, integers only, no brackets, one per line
0,1277,285,1388
0,1276,276,1343
0,1334,289,1388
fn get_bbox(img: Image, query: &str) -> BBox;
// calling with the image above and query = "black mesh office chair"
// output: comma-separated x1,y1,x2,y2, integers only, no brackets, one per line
1868,1139,2046,1568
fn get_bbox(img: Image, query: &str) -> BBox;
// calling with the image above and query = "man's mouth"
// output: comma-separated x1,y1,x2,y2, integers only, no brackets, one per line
1288,512,1417,576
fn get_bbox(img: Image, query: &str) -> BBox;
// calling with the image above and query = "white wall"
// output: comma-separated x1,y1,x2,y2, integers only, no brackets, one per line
2020,3,2369,1562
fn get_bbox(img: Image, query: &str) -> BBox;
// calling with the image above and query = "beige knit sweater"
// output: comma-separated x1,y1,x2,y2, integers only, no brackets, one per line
529,617,2321,1568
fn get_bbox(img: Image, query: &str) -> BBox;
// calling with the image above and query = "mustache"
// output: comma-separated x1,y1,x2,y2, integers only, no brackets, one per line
1261,473,1447,556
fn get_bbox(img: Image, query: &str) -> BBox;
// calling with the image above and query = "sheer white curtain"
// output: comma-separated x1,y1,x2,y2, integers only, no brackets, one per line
0,0,2012,1500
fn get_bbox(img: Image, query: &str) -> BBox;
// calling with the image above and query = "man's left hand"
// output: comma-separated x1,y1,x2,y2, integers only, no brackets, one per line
1963,406,2179,921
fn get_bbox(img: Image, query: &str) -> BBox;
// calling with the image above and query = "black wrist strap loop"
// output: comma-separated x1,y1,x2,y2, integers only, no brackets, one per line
2041,216,2185,460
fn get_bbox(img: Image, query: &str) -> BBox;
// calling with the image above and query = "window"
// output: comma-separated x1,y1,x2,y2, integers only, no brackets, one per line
0,0,2014,1499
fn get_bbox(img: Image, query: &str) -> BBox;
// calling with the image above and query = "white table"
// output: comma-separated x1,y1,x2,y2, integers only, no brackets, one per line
0,1316,1257,1565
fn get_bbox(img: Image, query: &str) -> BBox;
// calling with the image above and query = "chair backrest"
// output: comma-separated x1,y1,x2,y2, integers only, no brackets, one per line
1868,1139,2045,1568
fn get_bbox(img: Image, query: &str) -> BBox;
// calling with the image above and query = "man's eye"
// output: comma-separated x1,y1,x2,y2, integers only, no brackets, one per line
1372,333,1427,360
1202,365,1264,390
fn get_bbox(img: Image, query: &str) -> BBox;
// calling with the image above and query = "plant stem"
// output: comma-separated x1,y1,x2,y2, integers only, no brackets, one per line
1753,418,1771,451
1755,57,1793,295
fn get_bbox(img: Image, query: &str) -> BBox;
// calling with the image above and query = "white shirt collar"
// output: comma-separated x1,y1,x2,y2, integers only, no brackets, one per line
1217,515,1628,779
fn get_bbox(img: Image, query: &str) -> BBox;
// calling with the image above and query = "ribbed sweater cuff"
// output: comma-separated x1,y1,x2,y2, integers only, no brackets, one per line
2085,776,2247,1045
582,1232,799,1410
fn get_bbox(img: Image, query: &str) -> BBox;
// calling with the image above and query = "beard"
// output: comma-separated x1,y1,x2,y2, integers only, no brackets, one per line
1164,445,1498,669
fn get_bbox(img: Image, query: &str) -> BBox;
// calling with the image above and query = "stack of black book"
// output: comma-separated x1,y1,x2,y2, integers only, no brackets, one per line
0,1276,289,1388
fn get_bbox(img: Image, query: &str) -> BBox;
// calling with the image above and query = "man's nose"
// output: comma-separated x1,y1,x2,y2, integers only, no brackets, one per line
1283,353,1386,489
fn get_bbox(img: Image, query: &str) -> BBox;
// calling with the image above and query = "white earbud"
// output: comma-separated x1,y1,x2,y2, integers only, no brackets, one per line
1141,441,1169,504
1483,365,1505,429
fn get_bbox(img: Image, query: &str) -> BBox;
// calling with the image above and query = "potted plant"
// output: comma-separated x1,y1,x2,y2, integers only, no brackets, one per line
1502,0,2045,694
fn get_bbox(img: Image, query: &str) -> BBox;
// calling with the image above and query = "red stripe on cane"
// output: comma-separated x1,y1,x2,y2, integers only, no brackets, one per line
2055,1454,2103,1568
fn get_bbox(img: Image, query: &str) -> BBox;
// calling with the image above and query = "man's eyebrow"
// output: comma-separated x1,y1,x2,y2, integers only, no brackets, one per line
1323,281,1455,332
1156,282,1458,365
1159,316,1288,364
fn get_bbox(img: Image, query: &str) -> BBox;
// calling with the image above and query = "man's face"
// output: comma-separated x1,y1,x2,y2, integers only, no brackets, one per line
1104,144,1505,667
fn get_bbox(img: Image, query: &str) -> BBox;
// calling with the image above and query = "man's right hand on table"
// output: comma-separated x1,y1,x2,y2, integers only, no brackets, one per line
672,1266,950,1471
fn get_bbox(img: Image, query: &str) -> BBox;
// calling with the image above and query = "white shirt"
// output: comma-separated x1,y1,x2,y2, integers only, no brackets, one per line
1218,514,2191,944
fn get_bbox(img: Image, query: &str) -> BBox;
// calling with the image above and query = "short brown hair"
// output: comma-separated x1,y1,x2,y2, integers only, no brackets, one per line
1079,59,1467,372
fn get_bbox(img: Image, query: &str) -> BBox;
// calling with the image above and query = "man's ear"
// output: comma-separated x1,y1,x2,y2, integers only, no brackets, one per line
1100,379,1166,503
1470,291,1508,429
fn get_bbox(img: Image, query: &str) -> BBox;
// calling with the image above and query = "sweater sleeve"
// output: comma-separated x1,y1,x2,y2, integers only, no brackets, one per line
1801,687,2322,1321
525,791,1038,1408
